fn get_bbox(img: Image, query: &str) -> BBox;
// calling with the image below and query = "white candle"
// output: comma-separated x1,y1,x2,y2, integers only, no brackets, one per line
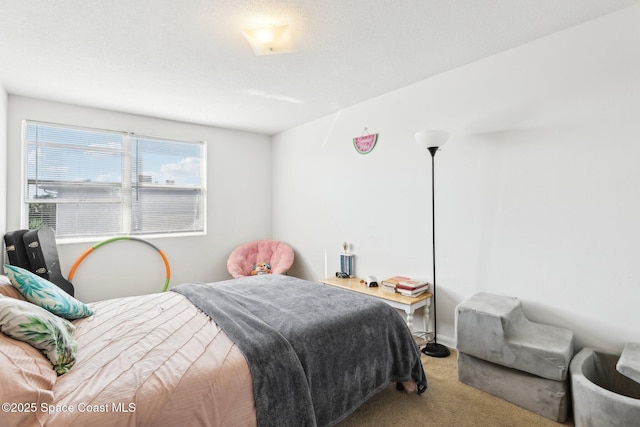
324,250,328,278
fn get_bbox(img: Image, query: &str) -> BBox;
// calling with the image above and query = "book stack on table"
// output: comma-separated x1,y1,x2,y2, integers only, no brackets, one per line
380,276,430,297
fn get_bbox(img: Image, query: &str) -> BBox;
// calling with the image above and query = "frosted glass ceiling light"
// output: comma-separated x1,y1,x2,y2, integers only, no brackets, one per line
242,24,296,56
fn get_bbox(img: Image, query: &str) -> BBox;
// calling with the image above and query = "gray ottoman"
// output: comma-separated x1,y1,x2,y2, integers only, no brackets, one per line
456,293,574,422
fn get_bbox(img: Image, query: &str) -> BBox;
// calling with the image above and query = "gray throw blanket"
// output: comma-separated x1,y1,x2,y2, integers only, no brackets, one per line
172,274,426,427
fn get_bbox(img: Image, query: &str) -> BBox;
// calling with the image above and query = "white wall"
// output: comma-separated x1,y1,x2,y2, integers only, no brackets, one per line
273,5,640,353
6,96,272,302
0,84,7,245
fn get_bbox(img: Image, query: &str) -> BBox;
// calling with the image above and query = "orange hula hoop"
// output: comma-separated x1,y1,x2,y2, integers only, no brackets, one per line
68,236,171,292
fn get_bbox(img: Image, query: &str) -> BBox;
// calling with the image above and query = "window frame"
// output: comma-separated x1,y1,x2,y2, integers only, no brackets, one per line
21,120,207,243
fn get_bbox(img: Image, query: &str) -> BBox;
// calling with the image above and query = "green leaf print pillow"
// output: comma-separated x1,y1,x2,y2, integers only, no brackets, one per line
0,295,77,375
4,265,93,320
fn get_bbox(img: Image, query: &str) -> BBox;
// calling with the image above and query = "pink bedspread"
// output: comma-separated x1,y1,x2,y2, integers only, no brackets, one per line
48,292,256,426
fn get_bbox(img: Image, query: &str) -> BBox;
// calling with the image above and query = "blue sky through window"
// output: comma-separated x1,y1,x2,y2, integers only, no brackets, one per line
26,123,203,187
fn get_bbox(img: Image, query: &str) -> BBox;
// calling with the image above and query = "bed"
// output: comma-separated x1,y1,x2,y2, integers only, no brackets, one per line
0,273,426,427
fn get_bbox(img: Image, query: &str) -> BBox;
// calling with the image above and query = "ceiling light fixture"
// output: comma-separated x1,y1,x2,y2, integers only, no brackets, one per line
242,24,296,56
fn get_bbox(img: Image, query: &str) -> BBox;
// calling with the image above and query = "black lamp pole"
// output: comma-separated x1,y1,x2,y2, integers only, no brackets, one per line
422,146,450,358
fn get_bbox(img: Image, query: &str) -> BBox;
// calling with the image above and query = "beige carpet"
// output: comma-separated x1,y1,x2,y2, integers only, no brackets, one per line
338,348,574,427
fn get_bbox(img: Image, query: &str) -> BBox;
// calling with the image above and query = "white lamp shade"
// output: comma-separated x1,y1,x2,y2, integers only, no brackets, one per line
415,129,450,149
242,25,296,56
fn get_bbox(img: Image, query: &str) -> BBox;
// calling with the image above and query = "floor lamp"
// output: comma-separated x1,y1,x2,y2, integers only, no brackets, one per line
415,129,451,358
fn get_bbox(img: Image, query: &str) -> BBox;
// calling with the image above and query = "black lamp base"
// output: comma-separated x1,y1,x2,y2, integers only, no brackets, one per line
422,341,450,358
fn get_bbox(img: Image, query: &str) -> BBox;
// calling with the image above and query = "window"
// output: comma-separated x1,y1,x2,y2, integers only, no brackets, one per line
23,120,206,240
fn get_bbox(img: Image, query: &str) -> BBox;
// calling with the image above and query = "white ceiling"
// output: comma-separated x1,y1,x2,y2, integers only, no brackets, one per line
0,1,637,135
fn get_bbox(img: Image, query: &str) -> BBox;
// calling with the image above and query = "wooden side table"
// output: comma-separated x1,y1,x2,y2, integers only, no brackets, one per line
319,277,432,332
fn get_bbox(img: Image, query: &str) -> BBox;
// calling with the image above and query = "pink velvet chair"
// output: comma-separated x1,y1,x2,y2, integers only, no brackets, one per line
226,239,295,278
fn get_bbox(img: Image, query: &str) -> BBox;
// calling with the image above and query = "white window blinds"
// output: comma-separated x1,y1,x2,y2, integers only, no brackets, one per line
24,120,206,239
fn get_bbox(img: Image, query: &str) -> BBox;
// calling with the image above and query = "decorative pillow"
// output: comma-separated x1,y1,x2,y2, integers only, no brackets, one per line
0,332,56,425
0,295,77,375
3,265,93,320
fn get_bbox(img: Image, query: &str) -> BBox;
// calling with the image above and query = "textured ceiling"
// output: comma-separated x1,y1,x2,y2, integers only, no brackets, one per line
0,1,637,135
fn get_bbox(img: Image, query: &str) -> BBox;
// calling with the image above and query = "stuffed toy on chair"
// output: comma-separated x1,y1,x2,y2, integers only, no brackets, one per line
251,262,272,275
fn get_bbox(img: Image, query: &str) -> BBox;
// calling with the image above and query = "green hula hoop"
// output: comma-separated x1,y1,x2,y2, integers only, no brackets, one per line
68,236,171,292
